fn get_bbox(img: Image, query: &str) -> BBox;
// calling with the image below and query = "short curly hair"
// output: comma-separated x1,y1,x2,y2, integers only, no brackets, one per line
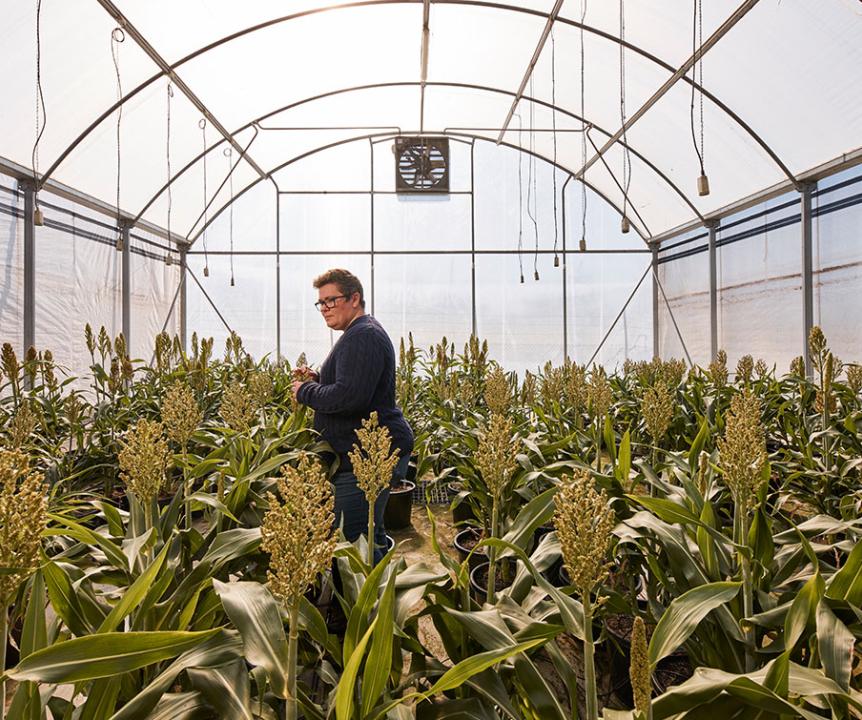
312,268,365,308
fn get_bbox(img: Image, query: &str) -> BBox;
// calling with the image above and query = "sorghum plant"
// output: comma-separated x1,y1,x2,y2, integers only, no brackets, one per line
642,382,674,470
554,470,615,720
718,388,766,671
0,450,47,719
474,411,519,603
348,411,400,565
483,365,510,416
630,615,652,720
118,418,169,537
220,379,257,433
161,382,203,529
261,454,336,720
708,349,729,390
587,366,613,472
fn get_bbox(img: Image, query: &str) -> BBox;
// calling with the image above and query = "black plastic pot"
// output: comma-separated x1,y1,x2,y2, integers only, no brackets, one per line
453,526,487,570
468,559,517,603
447,481,478,526
384,480,416,530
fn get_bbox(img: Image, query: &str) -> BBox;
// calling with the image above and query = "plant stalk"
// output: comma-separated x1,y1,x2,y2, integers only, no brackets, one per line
583,592,598,720
594,420,602,473
0,604,7,720
286,599,300,720
734,502,755,672
367,496,376,567
182,446,191,531
486,498,499,605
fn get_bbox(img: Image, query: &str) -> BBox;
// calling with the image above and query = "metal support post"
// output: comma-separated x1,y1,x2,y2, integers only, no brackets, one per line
23,183,36,355
707,220,718,361
801,182,815,376
470,142,477,337
121,224,131,346
651,247,659,359
275,185,281,360
369,139,375,315
179,247,187,349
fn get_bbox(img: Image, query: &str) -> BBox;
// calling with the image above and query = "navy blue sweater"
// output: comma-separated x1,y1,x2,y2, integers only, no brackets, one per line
296,315,414,473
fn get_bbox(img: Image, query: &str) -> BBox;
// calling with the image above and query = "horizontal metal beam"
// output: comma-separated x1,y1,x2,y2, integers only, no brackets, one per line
186,248,650,256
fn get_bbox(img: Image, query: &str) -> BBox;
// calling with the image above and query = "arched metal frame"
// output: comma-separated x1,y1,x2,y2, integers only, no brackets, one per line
40,0,799,240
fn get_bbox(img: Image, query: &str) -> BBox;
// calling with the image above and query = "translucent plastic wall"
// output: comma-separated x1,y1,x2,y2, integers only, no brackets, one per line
658,167,862,371
0,177,181,385
187,138,653,374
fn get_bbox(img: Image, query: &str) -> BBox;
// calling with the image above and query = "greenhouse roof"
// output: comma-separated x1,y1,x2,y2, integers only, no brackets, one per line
2,0,861,247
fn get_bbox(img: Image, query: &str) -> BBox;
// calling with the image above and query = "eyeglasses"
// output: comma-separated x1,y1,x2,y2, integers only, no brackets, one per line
314,295,348,311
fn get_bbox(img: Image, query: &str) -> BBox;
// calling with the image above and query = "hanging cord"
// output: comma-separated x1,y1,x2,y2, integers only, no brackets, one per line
526,78,539,281
200,118,209,275
31,0,47,217
619,0,632,233
515,112,524,284
111,27,124,244
166,82,174,256
579,0,588,251
690,0,709,196
551,29,559,266
225,147,235,286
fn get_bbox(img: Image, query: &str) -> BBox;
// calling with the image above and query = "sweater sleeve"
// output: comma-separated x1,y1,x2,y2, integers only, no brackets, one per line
296,329,384,414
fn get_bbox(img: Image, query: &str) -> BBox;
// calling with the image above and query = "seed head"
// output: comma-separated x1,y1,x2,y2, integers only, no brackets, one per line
248,369,274,409
41,350,58,393
629,616,651,717
554,470,615,596
475,413,519,499
847,364,862,396
718,390,766,515
708,350,728,389
564,361,588,413
7,401,38,447
1,343,19,388
815,351,837,414
162,382,202,449
484,366,510,415
520,371,538,407
119,419,169,504
97,326,112,359
84,324,96,356
790,355,805,378
261,455,336,609
154,332,172,374
736,355,754,386
24,347,38,387
540,363,566,410
808,326,827,359
0,450,48,605
349,412,400,506
642,383,674,444
219,380,257,432
754,359,768,380
64,393,84,429
587,366,612,420
114,333,127,362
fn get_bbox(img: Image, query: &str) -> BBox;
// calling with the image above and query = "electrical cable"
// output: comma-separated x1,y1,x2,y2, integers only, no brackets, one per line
111,27,124,244
551,28,559,266
579,0,588,251
32,0,47,217
166,82,174,260
619,0,632,233
200,118,209,275
526,77,539,280
689,0,706,176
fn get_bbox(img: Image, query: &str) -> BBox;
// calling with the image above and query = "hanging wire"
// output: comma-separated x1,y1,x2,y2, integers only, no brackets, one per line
515,112,524,284
579,0,588,251
690,0,709,195
526,78,539,281
200,118,209,275
224,147,235,287
551,28,559,267
619,0,632,234
111,27,125,247
31,0,47,223
166,82,174,260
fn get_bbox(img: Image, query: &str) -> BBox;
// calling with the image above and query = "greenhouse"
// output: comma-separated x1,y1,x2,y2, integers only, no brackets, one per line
0,0,861,717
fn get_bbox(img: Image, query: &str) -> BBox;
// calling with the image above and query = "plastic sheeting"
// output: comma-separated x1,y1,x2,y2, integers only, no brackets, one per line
3,1,861,245
0,178,24,358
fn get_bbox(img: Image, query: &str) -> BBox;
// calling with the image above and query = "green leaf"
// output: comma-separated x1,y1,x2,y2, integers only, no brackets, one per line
109,630,243,720
8,629,220,683
336,616,378,720
629,495,700,526
825,541,862,606
344,547,395,664
187,660,252,719
696,502,719,580
185,491,240,523
649,581,741,666
42,559,92,636
148,692,210,720
816,600,854,691
616,429,632,486
212,579,289,699
499,485,556,554
784,572,823,652
361,572,397,718
20,571,47,658
98,540,170,633
427,638,545,694
687,418,709,471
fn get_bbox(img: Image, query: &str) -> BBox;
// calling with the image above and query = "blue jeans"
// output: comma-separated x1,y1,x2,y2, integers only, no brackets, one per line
332,453,410,565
